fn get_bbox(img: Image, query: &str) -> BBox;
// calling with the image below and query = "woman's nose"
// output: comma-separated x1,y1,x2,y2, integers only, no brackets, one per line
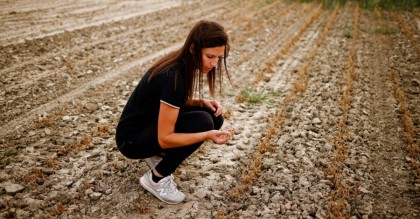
210,58,219,67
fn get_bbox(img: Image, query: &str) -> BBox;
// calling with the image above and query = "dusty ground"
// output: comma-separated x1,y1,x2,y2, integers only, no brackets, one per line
0,0,419,218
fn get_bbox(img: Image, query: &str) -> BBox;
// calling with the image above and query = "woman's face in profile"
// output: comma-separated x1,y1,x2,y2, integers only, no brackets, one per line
201,46,225,73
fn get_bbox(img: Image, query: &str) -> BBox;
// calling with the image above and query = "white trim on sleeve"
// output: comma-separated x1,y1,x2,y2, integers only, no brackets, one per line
160,100,180,109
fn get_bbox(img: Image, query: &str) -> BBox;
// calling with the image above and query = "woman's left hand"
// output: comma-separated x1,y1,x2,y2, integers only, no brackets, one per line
203,99,222,117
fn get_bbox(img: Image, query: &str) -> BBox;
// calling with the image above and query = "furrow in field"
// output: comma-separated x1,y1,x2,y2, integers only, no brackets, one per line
0,2,227,73
392,11,420,55
390,12,420,143
215,3,353,217
228,2,319,89
0,1,201,71
216,6,343,218
0,0,95,13
355,8,419,218
0,0,183,46
322,3,361,218
250,5,350,218
0,44,181,138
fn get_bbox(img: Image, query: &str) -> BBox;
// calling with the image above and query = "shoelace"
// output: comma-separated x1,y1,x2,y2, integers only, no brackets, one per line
160,177,178,193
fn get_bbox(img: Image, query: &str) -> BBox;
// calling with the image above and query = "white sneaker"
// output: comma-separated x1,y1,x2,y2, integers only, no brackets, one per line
143,156,162,169
139,170,185,204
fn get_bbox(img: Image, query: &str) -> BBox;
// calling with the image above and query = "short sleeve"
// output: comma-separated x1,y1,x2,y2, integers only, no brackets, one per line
158,70,185,109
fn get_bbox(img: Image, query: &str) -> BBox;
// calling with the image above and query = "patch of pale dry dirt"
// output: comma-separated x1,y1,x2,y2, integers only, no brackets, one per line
0,0,419,218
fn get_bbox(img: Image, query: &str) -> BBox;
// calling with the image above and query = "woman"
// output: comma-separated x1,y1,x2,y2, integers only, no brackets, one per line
115,20,232,204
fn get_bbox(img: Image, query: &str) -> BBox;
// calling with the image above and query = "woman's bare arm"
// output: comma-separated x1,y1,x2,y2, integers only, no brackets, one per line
157,102,230,148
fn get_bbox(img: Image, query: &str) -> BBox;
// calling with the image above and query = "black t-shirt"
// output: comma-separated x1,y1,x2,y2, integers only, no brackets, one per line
116,64,187,140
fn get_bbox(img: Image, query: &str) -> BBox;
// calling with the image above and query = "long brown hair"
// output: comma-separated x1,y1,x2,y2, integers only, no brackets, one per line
148,20,231,99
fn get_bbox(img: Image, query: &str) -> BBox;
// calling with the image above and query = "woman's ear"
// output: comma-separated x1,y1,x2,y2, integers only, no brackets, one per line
189,44,194,54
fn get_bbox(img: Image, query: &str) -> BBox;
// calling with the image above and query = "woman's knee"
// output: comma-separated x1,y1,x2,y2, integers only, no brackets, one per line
176,111,215,133
200,112,215,131
214,114,224,130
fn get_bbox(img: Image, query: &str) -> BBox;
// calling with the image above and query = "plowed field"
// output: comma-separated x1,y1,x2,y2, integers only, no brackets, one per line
1,0,419,218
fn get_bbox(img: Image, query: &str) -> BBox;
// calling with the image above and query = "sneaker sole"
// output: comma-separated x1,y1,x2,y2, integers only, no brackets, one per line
139,176,183,205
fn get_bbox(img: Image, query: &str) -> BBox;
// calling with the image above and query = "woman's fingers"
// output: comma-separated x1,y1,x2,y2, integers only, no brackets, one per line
213,102,222,116
216,130,231,144
214,106,222,116
203,100,223,117
209,129,231,144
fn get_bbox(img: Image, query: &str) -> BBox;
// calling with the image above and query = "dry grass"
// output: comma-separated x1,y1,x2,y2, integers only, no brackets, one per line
20,168,47,187
73,135,92,151
93,123,111,137
46,157,61,170
390,69,420,177
253,3,321,85
55,202,68,215
236,2,299,64
111,161,123,170
215,208,227,219
197,145,207,154
138,200,150,214
64,59,75,71
325,4,360,218
285,4,339,103
393,12,420,55
223,108,233,120
35,116,54,128
215,207,239,219
82,181,94,190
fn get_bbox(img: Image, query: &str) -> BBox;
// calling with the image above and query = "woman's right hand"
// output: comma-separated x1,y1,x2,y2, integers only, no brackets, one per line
208,130,231,144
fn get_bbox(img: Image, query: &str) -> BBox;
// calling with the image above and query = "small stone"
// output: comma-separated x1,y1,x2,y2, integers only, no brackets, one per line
98,118,108,124
359,187,371,194
42,168,55,175
85,188,93,196
91,206,100,213
312,118,321,124
226,140,237,146
284,202,292,210
194,189,208,198
44,128,51,135
62,115,72,121
4,183,25,193
64,180,74,187
16,209,30,218
62,115,78,121
0,172,10,181
89,192,102,201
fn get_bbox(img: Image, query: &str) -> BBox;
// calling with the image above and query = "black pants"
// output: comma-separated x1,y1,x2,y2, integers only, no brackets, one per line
117,107,223,177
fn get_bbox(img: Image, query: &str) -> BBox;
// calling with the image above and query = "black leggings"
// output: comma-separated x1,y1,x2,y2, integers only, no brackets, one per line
117,107,223,177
